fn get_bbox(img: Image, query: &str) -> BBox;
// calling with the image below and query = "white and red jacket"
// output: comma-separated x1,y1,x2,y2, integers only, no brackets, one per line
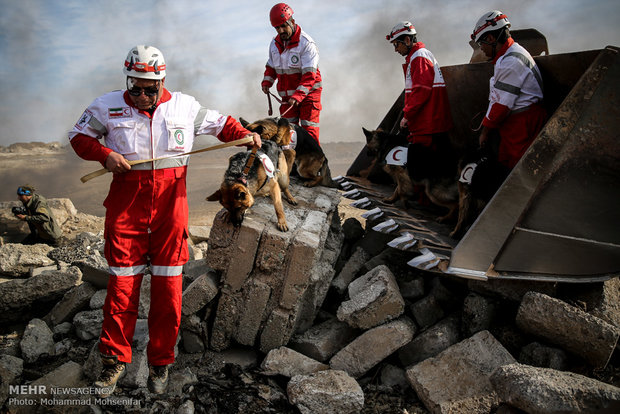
402,42,453,143
482,38,544,129
69,88,250,166
262,25,322,104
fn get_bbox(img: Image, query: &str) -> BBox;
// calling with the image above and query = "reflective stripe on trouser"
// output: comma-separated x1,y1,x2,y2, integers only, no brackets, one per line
280,90,322,145
100,167,189,365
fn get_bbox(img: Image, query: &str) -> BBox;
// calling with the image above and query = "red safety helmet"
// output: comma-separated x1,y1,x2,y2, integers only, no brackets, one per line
270,3,294,27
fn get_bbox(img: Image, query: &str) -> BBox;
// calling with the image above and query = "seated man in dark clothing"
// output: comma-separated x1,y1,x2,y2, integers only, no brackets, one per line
14,185,61,246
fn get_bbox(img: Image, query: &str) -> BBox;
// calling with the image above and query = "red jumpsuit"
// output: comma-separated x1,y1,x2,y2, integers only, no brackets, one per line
482,37,547,169
262,25,322,144
69,88,249,365
402,42,453,146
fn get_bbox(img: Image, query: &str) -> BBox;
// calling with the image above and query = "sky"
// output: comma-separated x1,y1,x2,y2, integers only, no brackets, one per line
0,0,619,146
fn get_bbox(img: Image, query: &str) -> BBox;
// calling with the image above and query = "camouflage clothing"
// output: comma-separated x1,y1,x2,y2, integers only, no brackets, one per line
23,193,61,244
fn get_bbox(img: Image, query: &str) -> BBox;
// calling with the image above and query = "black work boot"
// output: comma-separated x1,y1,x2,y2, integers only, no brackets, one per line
148,365,169,394
94,356,126,398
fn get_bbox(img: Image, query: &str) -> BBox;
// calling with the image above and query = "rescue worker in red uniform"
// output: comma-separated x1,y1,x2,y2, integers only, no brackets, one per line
69,45,260,397
387,21,454,190
262,3,323,144
472,11,547,169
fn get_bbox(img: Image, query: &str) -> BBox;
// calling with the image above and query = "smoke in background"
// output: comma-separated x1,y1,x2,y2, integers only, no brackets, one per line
0,0,618,146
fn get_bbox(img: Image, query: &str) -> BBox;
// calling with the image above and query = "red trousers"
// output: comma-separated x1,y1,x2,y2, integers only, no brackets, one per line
100,167,189,365
280,90,322,145
498,103,547,169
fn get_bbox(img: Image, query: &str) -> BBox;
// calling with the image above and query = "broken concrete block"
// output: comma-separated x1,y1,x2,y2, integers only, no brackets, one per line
398,315,461,367
289,318,358,363
519,342,568,371
398,277,425,301
380,364,408,390
46,282,97,326
330,318,415,378
120,348,148,389
73,309,103,340
188,225,211,244
181,314,207,354
516,291,620,368
234,279,272,346
0,265,82,324
491,363,620,414
406,330,516,414
20,318,54,363
462,292,497,337
261,347,329,378
288,370,364,414
181,272,219,315
331,247,370,295
0,243,55,277
410,294,445,330
336,264,405,330
89,289,107,309
73,251,109,289
0,355,24,406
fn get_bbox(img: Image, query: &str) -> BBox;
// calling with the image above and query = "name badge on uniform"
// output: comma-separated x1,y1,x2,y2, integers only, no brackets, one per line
385,146,408,166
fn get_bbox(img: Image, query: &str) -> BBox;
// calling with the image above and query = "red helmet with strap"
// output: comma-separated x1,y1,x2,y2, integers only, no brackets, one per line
270,3,293,27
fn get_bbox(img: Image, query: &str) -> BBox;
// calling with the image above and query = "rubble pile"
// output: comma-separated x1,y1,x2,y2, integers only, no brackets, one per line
0,188,619,414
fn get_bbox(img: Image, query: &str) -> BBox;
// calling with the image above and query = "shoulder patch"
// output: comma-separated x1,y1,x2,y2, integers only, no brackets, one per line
75,109,93,131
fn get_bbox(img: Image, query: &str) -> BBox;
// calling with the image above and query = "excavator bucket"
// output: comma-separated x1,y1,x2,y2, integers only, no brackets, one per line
448,46,620,282
344,29,619,283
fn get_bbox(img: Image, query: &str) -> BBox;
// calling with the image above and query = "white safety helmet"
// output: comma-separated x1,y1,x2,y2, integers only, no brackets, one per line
123,45,166,80
386,21,416,42
471,11,510,43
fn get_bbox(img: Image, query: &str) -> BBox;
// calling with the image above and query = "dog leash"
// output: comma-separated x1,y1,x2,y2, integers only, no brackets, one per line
242,145,259,177
80,136,254,183
266,91,294,118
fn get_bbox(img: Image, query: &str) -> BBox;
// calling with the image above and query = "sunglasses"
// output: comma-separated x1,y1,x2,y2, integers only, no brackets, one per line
127,86,159,97
17,187,32,196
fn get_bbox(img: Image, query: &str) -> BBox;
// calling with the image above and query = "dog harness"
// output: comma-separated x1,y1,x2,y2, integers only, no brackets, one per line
385,146,408,166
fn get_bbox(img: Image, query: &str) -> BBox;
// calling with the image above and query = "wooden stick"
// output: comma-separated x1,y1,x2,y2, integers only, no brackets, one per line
80,136,253,183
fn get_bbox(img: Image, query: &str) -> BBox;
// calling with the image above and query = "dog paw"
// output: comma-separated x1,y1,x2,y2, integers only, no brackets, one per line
277,222,289,232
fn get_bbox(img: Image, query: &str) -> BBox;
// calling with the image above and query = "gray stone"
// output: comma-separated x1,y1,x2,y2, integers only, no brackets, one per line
462,293,497,337
406,330,516,414
0,265,82,324
398,315,461,367
73,309,103,340
330,318,415,378
519,342,568,370
46,282,97,326
167,367,198,397
89,289,107,309
516,291,620,368
398,277,425,300
73,250,109,289
491,363,620,414
188,225,211,244
20,318,54,363
0,355,23,406
380,364,408,390
181,272,219,315
289,318,358,363
336,265,405,330
288,370,364,414
410,294,445,329
261,347,329,377
331,247,370,295
0,243,55,277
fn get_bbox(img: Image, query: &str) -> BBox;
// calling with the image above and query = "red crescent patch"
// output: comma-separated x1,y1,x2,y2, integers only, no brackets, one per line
392,149,402,161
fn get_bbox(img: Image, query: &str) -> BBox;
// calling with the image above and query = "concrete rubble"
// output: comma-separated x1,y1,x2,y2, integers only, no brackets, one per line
0,189,619,413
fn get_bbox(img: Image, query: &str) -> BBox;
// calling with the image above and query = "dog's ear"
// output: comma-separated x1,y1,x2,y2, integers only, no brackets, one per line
206,190,221,202
362,127,373,143
239,117,249,128
277,117,290,127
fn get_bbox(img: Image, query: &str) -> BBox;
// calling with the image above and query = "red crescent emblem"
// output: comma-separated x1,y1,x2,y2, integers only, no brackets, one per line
262,158,273,174
392,149,402,161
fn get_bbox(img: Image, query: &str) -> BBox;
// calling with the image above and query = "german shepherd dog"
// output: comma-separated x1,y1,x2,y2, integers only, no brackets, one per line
206,140,297,232
451,146,509,238
240,117,336,188
362,127,461,231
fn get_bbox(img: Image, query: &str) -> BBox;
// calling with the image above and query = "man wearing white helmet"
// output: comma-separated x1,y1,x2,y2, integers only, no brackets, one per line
262,3,323,144
386,21,454,194
472,11,547,169
68,45,260,397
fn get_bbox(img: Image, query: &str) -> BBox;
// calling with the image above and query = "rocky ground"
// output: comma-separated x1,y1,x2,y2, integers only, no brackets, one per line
1,142,619,413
